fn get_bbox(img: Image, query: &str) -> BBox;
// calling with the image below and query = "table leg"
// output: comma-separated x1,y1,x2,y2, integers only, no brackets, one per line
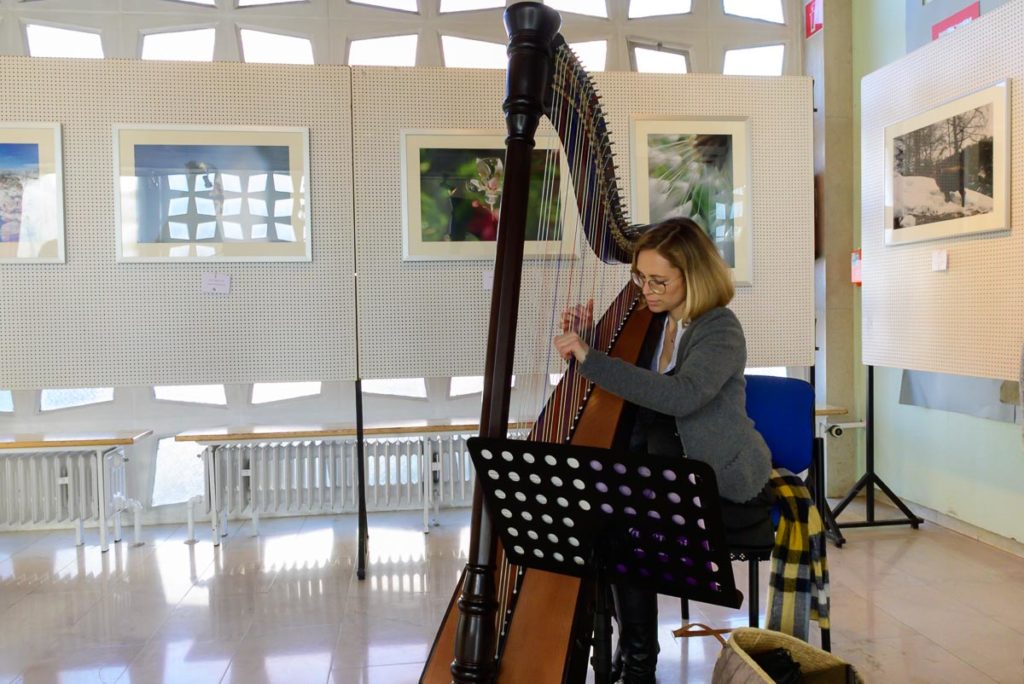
112,450,124,544
95,449,108,553
207,446,221,546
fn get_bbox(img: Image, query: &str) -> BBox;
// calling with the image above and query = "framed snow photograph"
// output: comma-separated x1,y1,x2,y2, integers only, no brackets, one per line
114,125,310,262
631,117,752,285
884,80,1009,246
0,123,64,263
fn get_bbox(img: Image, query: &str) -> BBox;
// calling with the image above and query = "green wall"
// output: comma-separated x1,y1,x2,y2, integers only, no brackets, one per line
851,0,1024,544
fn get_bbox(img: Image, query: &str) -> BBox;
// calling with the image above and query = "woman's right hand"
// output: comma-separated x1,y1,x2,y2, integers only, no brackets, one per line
561,299,594,333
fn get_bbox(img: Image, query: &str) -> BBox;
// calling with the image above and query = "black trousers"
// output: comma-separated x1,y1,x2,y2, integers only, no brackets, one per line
611,409,773,683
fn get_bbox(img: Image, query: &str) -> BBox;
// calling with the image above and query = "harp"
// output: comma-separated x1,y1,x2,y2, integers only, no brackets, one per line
421,3,653,682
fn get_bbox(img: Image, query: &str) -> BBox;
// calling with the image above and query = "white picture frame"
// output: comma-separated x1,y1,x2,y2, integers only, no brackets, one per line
114,124,311,262
400,129,579,261
884,80,1009,246
0,122,65,264
630,117,753,285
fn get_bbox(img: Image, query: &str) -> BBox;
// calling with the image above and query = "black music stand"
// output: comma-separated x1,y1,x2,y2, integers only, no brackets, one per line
468,436,742,684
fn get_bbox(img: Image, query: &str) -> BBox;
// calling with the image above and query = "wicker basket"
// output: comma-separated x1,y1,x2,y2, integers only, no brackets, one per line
708,627,863,684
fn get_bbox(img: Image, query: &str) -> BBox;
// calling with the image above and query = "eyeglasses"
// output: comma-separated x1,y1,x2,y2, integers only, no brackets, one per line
630,271,678,295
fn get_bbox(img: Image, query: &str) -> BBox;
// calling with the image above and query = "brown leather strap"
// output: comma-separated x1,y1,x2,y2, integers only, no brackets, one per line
672,622,731,646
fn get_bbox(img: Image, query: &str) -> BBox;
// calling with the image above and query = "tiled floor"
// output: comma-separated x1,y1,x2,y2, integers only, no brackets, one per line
0,504,1022,683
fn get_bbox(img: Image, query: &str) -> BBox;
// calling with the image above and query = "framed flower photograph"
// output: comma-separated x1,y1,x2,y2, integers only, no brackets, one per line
114,125,311,262
400,129,579,261
0,123,64,263
884,80,1009,246
630,117,753,285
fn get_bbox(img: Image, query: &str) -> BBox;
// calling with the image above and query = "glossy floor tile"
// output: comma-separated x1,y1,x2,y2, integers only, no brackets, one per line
0,503,1022,683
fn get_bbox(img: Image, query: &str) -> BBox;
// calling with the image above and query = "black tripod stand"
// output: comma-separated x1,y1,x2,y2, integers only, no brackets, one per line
468,437,743,683
831,365,924,532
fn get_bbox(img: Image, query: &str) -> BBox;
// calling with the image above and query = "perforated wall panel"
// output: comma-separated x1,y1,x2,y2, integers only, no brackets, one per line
352,67,814,380
0,57,356,389
861,2,1023,380
595,71,815,369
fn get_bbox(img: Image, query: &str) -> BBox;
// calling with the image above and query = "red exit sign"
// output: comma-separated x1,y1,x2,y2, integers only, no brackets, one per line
805,0,823,38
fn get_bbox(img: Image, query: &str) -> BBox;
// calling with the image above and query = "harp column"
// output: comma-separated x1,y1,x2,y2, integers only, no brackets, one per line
450,4,562,683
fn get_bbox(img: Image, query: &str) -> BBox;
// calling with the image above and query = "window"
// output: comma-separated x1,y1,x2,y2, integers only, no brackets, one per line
723,44,784,76
362,378,427,398
545,0,607,19
237,0,308,6
349,0,418,11
746,367,788,377
251,381,322,404
154,385,227,405
450,376,484,397
441,36,506,68
628,0,691,18
0,391,12,413
151,437,205,506
568,40,607,72
25,24,103,58
723,0,784,24
348,34,418,67
142,28,216,61
440,0,503,11
40,388,113,411
240,29,314,64
632,45,688,73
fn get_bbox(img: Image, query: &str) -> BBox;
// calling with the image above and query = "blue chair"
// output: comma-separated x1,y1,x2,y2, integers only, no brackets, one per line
680,375,830,649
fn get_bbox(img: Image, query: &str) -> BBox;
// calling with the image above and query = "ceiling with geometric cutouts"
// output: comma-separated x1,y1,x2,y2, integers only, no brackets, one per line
0,0,801,74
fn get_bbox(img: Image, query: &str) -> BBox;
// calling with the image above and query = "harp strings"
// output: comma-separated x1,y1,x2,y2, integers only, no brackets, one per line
494,40,638,656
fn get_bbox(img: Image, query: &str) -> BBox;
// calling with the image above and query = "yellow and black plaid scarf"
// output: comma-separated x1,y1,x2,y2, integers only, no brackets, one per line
765,468,830,640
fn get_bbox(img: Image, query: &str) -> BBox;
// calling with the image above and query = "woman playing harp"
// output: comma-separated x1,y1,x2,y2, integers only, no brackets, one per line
556,218,773,682
423,3,768,683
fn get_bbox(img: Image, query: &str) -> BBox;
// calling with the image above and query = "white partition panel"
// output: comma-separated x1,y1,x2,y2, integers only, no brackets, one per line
861,2,1024,380
353,67,814,379
0,57,356,388
595,71,815,368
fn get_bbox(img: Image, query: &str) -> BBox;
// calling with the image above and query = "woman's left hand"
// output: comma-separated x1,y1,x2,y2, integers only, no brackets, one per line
554,332,589,363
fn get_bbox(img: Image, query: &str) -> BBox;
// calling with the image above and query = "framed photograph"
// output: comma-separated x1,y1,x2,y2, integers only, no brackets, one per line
0,123,64,263
114,125,310,262
884,80,1009,246
630,117,752,285
400,130,579,261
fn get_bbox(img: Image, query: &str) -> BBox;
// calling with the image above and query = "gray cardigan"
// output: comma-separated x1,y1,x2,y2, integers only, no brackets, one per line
579,306,771,503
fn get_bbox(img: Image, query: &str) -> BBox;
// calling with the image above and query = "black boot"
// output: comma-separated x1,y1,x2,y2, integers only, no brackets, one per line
611,583,659,684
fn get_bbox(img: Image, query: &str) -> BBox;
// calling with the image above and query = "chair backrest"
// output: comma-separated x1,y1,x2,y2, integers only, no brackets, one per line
744,375,815,473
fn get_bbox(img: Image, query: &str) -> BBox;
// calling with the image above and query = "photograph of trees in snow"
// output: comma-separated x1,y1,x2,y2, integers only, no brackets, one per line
893,104,992,229
884,81,1008,245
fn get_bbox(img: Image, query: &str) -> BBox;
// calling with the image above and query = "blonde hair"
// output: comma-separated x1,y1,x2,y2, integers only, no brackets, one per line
631,217,734,321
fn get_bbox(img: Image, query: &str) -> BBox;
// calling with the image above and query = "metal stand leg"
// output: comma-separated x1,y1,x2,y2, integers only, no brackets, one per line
591,575,612,684
813,436,845,548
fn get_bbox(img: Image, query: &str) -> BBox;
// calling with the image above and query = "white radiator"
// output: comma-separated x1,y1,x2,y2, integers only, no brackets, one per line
0,451,93,528
0,449,134,537
205,432,485,519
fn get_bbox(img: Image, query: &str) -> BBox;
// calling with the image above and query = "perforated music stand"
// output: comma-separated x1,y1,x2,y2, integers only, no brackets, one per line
468,436,742,684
